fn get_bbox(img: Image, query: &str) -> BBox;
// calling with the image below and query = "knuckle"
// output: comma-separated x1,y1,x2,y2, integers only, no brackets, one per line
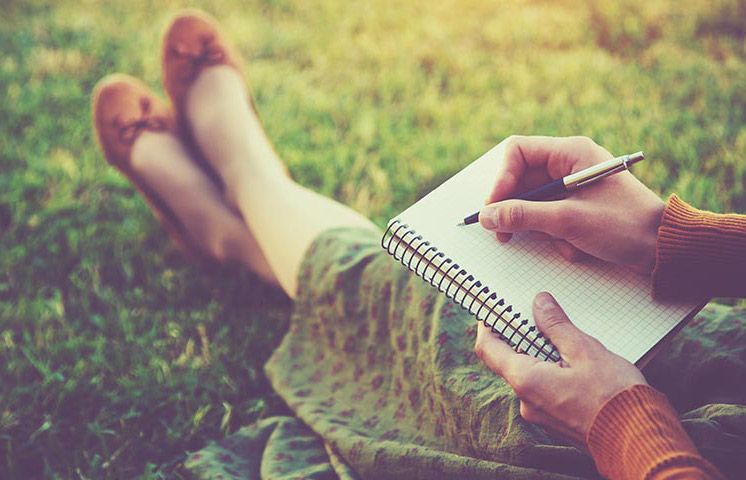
211,236,232,263
519,402,535,422
511,373,535,398
502,135,525,158
497,204,524,230
512,380,527,398
509,204,525,229
473,335,500,375
473,338,485,360
504,135,520,150
540,313,567,335
571,135,597,150
568,135,611,162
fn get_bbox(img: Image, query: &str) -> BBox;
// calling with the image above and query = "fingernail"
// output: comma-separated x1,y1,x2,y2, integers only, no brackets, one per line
480,207,497,229
534,292,557,312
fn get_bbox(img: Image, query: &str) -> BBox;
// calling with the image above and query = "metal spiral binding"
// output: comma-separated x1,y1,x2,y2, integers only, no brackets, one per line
382,219,561,362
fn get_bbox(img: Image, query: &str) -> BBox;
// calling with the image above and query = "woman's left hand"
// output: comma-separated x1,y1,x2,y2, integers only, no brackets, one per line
474,292,647,445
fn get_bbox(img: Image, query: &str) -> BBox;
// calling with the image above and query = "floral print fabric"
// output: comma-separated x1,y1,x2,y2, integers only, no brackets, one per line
186,228,746,479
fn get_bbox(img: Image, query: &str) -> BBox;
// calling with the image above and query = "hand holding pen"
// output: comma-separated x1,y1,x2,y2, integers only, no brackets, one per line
471,136,666,274
459,150,645,225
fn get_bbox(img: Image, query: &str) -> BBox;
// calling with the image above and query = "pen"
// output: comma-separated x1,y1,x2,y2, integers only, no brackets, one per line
457,151,645,226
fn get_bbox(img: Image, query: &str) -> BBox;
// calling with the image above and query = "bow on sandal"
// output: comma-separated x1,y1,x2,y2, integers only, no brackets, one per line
161,10,258,133
169,34,226,83
114,97,170,145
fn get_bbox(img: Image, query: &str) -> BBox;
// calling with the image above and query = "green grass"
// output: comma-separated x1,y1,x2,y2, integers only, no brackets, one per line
1,0,745,477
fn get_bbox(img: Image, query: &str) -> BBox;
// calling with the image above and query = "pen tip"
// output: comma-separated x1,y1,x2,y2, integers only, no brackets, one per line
456,221,465,227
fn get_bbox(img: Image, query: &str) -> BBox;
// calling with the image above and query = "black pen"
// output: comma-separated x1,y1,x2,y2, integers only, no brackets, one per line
457,151,645,226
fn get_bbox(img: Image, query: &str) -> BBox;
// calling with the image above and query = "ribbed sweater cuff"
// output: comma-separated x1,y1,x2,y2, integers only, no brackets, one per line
587,384,721,480
652,194,746,300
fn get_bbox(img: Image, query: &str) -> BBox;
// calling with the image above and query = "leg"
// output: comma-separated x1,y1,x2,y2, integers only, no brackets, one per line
166,17,595,479
643,303,746,410
185,66,378,298
130,130,279,286
92,74,279,286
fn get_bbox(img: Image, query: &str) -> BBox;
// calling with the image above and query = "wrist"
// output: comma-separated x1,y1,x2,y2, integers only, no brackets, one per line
653,194,746,299
587,384,696,479
640,198,666,274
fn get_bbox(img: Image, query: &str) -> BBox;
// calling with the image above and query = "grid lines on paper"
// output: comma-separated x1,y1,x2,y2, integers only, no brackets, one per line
392,144,699,364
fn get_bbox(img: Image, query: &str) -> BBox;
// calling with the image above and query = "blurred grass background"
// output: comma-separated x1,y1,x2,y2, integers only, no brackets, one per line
1,0,745,477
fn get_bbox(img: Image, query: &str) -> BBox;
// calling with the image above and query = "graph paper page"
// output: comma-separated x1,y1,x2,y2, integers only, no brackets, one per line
395,143,701,363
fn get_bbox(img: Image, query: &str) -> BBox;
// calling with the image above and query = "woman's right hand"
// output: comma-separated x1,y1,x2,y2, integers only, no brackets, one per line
479,136,666,274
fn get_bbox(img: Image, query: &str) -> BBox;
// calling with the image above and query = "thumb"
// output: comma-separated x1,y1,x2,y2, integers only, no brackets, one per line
480,199,571,238
532,292,587,361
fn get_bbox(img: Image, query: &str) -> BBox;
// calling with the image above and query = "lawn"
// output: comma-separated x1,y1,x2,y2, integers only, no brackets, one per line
1,0,745,478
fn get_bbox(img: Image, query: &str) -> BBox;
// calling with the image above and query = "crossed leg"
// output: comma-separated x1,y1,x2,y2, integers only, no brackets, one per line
125,65,377,299
129,130,278,286
184,65,379,298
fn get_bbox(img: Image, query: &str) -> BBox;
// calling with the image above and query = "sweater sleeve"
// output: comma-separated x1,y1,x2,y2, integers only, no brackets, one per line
587,384,724,480
653,194,746,300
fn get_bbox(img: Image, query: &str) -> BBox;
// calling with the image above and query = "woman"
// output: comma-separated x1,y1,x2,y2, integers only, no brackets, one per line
92,10,745,479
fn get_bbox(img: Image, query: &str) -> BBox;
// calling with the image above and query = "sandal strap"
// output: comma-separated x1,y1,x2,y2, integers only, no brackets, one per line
170,34,226,82
114,97,170,145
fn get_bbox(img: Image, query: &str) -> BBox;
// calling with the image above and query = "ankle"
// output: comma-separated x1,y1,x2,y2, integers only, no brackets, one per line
185,66,248,125
130,131,178,174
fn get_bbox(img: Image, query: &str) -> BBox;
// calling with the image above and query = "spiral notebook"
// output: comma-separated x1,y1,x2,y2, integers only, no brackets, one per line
382,144,703,365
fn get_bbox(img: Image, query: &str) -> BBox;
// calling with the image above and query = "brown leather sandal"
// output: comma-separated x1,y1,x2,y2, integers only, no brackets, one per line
91,74,201,258
161,9,289,185
161,9,254,132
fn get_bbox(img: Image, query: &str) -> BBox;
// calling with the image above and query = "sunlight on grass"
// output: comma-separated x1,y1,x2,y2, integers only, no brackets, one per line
1,0,745,477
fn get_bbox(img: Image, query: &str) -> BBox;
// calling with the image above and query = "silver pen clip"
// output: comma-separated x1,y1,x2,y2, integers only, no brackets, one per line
575,163,628,188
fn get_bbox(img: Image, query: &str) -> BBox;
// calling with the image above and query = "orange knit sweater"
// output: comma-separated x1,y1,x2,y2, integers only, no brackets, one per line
586,194,746,480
